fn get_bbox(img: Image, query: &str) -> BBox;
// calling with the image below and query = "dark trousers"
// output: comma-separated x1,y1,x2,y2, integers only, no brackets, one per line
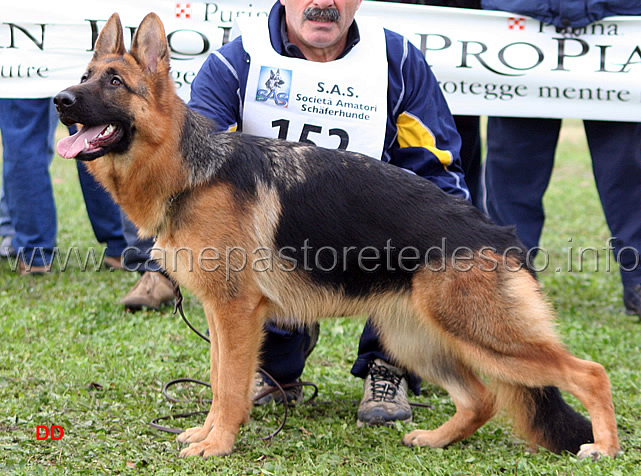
483,117,641,287
260,319,422,395
454,115,482,207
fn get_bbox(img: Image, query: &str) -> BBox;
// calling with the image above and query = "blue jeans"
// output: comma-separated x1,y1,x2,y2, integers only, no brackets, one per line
483,117,641,287
0,98,58,267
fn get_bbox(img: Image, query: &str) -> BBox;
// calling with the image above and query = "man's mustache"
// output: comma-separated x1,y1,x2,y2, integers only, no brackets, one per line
304,7,340,22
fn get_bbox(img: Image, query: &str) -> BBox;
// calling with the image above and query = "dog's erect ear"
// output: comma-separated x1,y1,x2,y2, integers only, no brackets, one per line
94,13,125,59
129,12,169,73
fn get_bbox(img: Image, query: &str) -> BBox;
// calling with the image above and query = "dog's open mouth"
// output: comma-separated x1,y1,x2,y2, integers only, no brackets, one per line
57,123,123,160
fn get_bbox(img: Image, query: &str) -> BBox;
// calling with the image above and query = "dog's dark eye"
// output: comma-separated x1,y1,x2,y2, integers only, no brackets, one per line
110,76,122,86
80,75,88,83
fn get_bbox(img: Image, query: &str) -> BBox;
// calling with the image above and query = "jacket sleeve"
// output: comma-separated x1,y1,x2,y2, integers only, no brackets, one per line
386,32,470,200
188,38,249,133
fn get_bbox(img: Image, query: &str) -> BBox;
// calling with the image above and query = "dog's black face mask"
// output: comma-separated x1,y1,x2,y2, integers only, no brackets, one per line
54,72,134,161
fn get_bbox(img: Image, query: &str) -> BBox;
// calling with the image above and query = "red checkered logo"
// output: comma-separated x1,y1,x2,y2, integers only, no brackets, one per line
176,2,192,19
507,17,526,30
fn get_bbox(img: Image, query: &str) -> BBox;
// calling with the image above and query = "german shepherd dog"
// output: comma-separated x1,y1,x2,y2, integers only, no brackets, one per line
54,13,619,459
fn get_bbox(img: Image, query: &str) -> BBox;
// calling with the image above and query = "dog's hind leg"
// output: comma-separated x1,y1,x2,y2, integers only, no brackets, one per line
177,305,221,445
472,273,618,459
402,364,496,449
417,265,618,458
496,352,618,459
554,357,618,459
179,293,267,458
371,306,496,450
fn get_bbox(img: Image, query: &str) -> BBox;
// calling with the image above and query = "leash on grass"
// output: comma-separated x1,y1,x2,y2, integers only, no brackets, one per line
149,282,319,441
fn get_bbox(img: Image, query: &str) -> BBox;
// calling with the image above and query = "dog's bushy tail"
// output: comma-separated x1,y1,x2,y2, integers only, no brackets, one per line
496,383,594,454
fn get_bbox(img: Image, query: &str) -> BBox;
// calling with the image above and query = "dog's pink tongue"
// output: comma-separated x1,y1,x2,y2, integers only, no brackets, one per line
56,125,106,159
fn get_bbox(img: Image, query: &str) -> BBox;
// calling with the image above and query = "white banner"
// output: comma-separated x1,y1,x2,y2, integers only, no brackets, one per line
1,1,640,121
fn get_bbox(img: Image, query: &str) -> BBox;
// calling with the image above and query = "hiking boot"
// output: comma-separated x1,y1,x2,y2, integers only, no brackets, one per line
623,284,641,319
252,372,303,405
357,359,412,427
17,259,51,276
120,271,174,311
0,235,16,258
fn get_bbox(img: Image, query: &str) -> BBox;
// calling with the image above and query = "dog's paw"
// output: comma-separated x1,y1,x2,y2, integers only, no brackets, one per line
179,440,233,458
576,443,620,460
177,426,211,444
402,429,443,448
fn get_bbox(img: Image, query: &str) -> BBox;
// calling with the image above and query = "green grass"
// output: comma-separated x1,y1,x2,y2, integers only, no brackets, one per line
1,120,640,475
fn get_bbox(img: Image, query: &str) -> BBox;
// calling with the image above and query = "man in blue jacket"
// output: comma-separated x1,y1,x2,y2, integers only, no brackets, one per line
189,0,469,426
481,0,641,321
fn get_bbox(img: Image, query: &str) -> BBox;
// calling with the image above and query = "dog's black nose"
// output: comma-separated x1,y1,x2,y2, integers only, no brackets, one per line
53,90,76,110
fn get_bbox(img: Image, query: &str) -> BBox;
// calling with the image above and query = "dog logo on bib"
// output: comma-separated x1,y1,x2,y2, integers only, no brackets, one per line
255,66,291,107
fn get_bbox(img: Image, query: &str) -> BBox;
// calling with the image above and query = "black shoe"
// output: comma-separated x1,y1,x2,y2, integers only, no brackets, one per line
623,284,641,319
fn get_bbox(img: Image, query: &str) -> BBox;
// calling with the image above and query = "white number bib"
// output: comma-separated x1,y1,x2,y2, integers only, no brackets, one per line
238,16,388,160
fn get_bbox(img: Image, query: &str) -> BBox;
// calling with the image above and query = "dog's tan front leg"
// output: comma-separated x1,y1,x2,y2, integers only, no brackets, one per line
177,305,220,444
179,295,266,458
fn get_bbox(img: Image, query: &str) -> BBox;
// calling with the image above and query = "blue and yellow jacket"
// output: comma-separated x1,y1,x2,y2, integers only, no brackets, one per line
188,1,469,200
482,0,641,28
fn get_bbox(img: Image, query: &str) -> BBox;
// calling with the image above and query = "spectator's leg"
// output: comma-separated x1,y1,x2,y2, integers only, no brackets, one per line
584,120,641,317
483,117,561,254
454,115,482,207
0,98,58,268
